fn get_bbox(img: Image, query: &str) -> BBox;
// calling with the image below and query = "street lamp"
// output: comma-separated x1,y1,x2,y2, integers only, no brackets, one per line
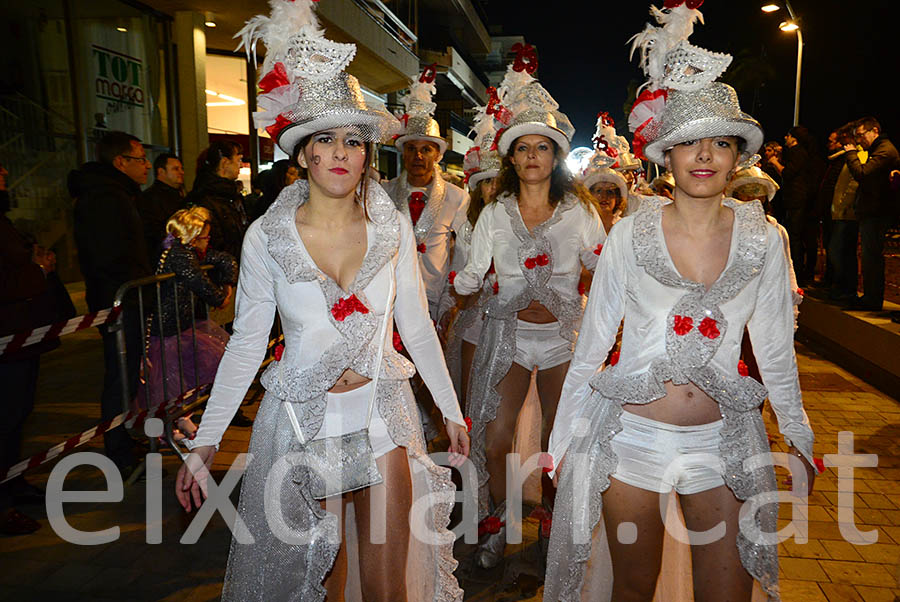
761,2,803,126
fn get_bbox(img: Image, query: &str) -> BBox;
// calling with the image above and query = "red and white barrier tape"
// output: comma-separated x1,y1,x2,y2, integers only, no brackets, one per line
0,383,210,484
0,306,122,358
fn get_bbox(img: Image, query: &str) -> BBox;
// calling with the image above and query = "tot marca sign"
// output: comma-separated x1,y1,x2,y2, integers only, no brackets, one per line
92,45,145,108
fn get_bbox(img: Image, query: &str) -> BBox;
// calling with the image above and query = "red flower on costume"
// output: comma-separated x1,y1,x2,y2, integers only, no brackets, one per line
663,0,704,8
609,351,620,366
417,242,427,254
408,191,426,225
698,317,720,339
672,315,693,336
273,343,284,361
492,281,499,295
393,332,404,353
538,452,554,474
541,517,553,539
578,281,586,296
524,254,549,269
510,42,538,74
448,271,457,285
814,458,825,472
796,288,804,297
419,63,438,84
258,62,290,94
464,417,472,432
265,113,293,140
330,294,369,321
593,243,603,255
737,360,749,377
478,516,505,537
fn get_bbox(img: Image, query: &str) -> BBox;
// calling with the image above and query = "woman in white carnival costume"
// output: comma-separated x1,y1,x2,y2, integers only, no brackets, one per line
442,104,501,408
583,112,630,234
544,2,816,601
175,2,469,601
453,45,606,569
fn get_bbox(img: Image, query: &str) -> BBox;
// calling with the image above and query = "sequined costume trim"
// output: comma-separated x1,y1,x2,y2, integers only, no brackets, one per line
391,165,447,245
545,196,781,601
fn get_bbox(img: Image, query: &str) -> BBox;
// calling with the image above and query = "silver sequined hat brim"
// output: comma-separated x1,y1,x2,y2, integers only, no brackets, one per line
468,168,499,189
393,134,448,155
498,123,570,156
643,83,764,166
583,168,628,199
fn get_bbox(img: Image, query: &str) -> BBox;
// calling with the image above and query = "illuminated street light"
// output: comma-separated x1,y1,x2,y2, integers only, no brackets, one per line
762,1,803,126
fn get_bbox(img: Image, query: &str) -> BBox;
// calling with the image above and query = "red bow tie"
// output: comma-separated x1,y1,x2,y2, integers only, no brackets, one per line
524,254,549,269
408,191,426,225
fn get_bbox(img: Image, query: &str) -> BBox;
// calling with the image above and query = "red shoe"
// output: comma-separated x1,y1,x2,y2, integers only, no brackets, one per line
0,508,41,535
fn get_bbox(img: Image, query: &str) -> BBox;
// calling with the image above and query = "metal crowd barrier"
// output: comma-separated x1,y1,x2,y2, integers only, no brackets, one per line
110,268,282,464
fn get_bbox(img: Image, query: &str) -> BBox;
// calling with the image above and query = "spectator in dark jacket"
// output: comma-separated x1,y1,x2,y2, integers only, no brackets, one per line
817,129,849,289
70,131,151,475
763,141,785,223
137,153,185,262
0,163,60,534
843,117,900,310
185,141,247,261
774,126,820,284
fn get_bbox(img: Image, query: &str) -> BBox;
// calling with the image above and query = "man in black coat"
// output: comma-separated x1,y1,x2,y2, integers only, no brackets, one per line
844,117,900,310
137,153,185,262
70,131,152,475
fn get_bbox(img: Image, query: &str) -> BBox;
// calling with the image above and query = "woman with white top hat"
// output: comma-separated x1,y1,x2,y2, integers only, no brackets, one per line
545,3,816,600
174,2,469,600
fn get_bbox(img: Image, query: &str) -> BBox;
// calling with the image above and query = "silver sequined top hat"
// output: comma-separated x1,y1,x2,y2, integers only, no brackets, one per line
464,102,502,189
726,165,779,202
237,0,400,154
394,65,448,155
494,43,574,156
583,166,629,200
641,82,764,166
627,2,763,166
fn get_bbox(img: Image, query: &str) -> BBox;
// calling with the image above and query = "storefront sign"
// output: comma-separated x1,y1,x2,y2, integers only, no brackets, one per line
92,45,145,109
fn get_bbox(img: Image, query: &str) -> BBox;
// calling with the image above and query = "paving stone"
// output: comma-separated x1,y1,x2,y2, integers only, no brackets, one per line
852,585,900,601
779,579,828,601
819,582,865,601
818,559,897,587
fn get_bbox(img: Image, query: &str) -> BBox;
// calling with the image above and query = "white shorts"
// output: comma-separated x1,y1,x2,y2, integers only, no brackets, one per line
513,320,573,371
313,381,398,458
610,411,726,495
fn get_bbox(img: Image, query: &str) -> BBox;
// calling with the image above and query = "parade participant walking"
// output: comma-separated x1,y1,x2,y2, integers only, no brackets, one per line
175,3,469,600
545,4,816,600
443,105,501,407
584,113,629,233
70,130,152,478
381,68,469,322
453,49,605,569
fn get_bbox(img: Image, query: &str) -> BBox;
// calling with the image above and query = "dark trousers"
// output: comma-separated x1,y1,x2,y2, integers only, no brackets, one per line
821,212,833,286
0,358,40,511
858,217,889,309
785,209,814,283
98,308,143,469
828,220,859,299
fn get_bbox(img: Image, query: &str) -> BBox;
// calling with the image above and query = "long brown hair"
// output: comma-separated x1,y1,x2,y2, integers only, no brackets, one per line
467,179,493,226
495,137,575,206
294,133,373,221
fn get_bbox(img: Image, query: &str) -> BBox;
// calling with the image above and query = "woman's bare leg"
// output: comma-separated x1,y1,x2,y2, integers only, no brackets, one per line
354,447,413,602
602,477,667,602
460,341,477,409
679,485,754,602
322,494,348,601
535,361,568,504
485,362,533,505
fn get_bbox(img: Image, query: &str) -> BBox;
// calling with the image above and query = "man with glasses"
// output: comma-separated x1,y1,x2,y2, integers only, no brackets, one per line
70,131,152,479
843,117,900,311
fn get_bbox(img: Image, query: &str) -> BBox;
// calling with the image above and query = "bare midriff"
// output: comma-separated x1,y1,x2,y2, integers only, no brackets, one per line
623,380,723,426
329,369,371,394
516,299,556,323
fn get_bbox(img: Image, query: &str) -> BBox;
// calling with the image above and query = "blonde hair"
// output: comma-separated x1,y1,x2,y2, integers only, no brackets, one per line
166,207,210,244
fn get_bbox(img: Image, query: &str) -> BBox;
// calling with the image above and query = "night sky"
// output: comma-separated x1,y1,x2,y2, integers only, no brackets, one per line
484,0,895,154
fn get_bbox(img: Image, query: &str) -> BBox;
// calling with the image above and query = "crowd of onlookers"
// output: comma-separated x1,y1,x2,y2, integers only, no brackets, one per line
760,117,899,316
